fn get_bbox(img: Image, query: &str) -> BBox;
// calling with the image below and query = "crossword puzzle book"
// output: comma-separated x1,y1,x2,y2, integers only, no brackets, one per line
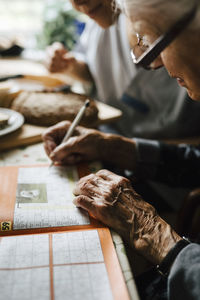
0,165,130,300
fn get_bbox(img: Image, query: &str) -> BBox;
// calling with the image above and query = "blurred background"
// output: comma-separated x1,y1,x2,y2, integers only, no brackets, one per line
0,0,86,60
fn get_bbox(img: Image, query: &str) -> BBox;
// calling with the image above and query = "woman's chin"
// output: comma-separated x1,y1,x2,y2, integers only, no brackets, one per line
96,17,115,28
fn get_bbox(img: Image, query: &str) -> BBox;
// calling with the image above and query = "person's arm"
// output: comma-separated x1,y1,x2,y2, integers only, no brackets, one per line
42,122,200,187
73,169,182,265
42,121,138,168
73,169,200,299
134,138,200,187
61,57,93,83
168,243,200,300
72,167,199,299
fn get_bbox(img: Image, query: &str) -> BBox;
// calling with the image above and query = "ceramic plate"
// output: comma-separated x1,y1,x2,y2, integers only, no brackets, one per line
0,107,24,137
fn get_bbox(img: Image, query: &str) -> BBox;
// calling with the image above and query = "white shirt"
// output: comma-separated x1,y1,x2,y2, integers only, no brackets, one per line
74,15,200,139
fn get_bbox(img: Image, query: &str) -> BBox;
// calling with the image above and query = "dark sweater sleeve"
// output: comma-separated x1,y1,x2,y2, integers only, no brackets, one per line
134,138,200,187
168,244,200,300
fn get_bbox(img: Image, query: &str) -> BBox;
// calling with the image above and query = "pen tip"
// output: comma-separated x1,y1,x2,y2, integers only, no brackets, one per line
85,99,90,107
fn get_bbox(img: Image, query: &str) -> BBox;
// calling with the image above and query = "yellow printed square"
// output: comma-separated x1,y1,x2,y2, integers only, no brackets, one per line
1,221,12,231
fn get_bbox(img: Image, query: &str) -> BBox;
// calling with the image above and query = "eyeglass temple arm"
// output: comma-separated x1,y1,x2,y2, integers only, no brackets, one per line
135,3,197,67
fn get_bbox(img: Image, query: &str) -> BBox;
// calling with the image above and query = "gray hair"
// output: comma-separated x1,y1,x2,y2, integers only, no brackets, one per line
115,0,200,30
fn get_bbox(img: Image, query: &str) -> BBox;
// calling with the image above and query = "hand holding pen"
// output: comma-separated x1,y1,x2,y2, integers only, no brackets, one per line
43,104,138,169
47,99,90,167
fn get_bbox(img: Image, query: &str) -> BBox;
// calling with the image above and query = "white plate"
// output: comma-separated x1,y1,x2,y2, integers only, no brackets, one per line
0,108,24,137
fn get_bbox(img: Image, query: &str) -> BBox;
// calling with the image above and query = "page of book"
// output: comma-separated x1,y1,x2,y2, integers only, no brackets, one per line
14,166,89,230
0,229,129,300
0,165,100,236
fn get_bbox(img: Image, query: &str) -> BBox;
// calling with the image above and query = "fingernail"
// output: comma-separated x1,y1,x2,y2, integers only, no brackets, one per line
73,198,79,207
50,151,55,159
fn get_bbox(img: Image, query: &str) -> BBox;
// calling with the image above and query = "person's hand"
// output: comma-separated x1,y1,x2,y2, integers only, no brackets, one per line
46,42,76,73
73,169,182,264
43,121,108,165
46,42,93,83
42,121,137,169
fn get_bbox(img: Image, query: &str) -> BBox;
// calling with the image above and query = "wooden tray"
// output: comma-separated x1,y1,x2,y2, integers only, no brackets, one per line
0,101,122,151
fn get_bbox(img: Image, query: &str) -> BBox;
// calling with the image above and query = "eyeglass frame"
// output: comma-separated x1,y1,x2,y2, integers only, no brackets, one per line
130,3,198,69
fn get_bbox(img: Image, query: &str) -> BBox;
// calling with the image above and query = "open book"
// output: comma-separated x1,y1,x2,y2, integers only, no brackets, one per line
0,164,130,300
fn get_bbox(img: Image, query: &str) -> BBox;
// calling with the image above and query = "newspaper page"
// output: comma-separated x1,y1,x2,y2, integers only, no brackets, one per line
0,230,113,300
13,166,90,230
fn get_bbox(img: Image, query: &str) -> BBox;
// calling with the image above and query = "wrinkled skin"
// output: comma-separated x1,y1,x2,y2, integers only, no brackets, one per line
127,7,200,100
73,169,182,264
43,121,104,164
42,121,137,169
43,124,182,264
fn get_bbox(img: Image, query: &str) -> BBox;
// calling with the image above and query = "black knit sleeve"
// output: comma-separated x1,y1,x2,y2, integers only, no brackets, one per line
154,143,200,187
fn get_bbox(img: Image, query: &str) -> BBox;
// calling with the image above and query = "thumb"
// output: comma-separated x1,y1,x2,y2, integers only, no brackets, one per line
63,52,76,62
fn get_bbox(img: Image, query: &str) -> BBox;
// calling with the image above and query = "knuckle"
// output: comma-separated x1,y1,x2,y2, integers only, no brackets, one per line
42,129,52,139
78,196,86,205
42,132,47,139
58,120,68,127
120,177,130,186
96,169,108,176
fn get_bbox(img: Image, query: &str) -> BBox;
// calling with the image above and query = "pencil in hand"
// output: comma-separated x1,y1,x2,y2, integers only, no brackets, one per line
49,99,90,168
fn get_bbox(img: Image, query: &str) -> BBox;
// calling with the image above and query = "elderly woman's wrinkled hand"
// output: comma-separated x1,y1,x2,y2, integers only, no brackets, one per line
73,169,144,242
42,121,108,165
42,121,137,169
73,169,181,264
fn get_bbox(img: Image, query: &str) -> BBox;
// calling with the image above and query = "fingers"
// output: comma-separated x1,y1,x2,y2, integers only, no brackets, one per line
43,123,102,164
49,127,99,164
74,170,133,211
96,169,131,186
43,122,95,164
96,169,116,181
63,52,76,61
74,174,104,202
73,173,95,195
43,139,57,156
73,195,96,212
74,172,115,207
42,121,71,142
42,121,72,157
51,152,83,165
46,42,67,57
73,171,137,233
50,136,81,162
46,42,69,72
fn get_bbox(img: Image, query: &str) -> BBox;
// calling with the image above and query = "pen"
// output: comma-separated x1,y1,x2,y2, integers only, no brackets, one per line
49,99,90,167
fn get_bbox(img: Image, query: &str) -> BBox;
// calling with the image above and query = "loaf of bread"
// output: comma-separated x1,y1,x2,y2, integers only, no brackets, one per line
11,91,98,127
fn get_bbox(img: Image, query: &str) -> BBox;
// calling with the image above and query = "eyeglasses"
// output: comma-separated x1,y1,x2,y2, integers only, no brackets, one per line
130,3,197,69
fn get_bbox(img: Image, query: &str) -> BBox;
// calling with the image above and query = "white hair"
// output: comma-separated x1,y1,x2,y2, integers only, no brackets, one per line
115,0,200,30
